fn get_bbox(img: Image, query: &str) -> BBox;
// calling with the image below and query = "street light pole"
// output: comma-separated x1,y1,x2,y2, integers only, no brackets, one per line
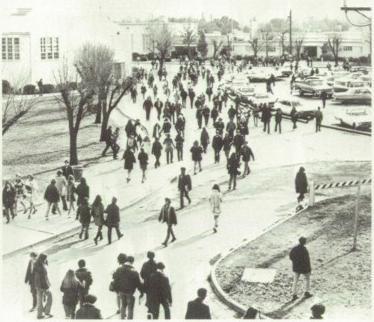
289,10,292,56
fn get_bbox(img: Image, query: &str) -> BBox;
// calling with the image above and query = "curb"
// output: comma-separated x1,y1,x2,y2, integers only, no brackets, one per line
321,123,371,136
209,204,309,319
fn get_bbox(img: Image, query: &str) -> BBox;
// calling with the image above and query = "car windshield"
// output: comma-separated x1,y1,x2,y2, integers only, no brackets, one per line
310,80,323,86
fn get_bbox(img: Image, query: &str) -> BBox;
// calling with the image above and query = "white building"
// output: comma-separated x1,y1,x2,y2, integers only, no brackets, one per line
1,7,133,89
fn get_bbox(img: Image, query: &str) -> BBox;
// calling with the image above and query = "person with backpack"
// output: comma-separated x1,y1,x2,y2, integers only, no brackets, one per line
75,259,93,306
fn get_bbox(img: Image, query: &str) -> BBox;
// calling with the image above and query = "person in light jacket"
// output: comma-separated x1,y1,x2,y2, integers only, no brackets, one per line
209,184,222,233
92,195,105,245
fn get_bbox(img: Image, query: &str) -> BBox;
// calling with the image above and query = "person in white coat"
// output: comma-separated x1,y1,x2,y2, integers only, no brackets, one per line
209,184,222,233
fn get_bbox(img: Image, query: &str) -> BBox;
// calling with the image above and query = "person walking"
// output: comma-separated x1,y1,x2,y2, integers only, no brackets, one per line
227,153,240,190
155,98,163,121
240,142,255,177
289,237,312,301
202,104,210,126
295,167,308,207
25,175,38,218
60,269,81,319
141,84,147,99
178,167,192,209
226,119,236,138
200,127,210,153
138,148,149,183
144,96,153,121
55,170,68,211
91,195,105,245
161,118,172,136
122,148,136,183
188,87,195,109
190,141,203,175
148,262,172,319
75,294,102,319
44,179,61,220
102,126,113,157
206,86,213,102
211,106,219,124
61,160,74,180
233,130,245,155
315,107,323,132
163,134,175,165
112,256,144,319
223,133,232,160
159,198,177,247
75,259,93,306
274,108,283,133
111,127,121,159
262,104,271,134
66,175,76,217
320,91,327,109
152,138,163,168
140,251,158,315
196,106,204,129
76,198,91,240
34,253,53,319
185,288,211,319
153,122,162,140
209,184,222,233
76,177,90,207
291,106,298,130
105,197,124,244
175,133,184,162
25,252,38,312
3,180,16,223
214,117,225,136
14,175,27,214
212,132,223,164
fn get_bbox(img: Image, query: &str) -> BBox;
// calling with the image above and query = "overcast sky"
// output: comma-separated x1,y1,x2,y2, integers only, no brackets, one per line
2,0,372,24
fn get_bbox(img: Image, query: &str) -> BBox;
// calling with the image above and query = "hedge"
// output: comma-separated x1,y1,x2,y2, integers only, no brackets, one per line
42,84,55,93
2,80,11,94
23,84,36,95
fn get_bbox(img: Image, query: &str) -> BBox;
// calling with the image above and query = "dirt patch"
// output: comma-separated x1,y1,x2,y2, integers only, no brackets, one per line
216,194,371,319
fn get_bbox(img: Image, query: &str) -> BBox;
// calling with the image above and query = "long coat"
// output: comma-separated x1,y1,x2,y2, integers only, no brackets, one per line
44,184,60,203
3,186,16,208
227,156,240,175
212,135,223,151
105,204,120,227
159,205,177,226
152,141,163,157
190,146,203,161
92,203,104,226
147,271,172,305
76,183,89,205
295,171,308,194
33,262,50,290
185,298,211,319
289,244,311,274
77,204,91,225
123,150,136,170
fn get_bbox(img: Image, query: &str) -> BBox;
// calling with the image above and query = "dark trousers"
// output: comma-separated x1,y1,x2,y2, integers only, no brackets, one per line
94,225,103,242
52,196,67,213
263,121,270,134
79,224,89,239
30,285,37,308
203,115,209,126
63,304,76,319
177,148,183,161
4,207,15,222
322,99,326,108
146,109,151,121
166,150,173,164
292,119,297,129
107,225,122,244
112,142,120,158
164,224,176,244
102,141,112,156
297,192,305,203
149,301,171,319
180,190,191,208
229,174,237,189
316,121,321,132
243,161,250,176
189,97,194,109
275,121,282,133
197,118,202,129
202,144,208,153
214,149,220,163
155,155,161,168
156,109,162,120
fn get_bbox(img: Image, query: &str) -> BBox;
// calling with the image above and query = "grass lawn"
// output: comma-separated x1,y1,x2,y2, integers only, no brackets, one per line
2,96,104,188
216,193,371,319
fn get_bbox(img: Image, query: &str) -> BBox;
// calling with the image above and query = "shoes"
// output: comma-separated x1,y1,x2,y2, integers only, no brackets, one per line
45,314,53,319
171,238,176,243
94,239,98,245
37,315,45,319
213,228,217,233
118,233,124,239
23,209,28,214
162,242,168,247
199,168,202,172
79,233,82,239
304,292,313,299
29,307,36,312
292,295,298,301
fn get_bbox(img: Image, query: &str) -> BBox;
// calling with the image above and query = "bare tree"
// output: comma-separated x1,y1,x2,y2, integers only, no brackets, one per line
55,60,95,165
182,26,196,59
294,38,304,71
248,38,263,59
75,43,114,124
212,40,223,59
279,31,288,56
2,91,38,135
152,23,173,78
327,34,342,67
197,31,208,58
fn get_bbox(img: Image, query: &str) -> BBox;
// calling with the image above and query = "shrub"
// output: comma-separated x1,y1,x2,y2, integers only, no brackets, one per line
69,82,78,90
23,84,36,95
2,80,11,94
42,84,55,93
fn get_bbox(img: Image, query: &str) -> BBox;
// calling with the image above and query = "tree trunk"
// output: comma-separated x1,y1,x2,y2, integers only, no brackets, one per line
70,130,78,165
94,100,102,124
100,113,109,142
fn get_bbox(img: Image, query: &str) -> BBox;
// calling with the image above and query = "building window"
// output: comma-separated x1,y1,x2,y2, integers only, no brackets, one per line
40,37,59,60
343,46,352,51
1,37,20,60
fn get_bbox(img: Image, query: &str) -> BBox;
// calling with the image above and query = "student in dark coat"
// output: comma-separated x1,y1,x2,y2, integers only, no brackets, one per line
60,269,81,318
104,197,124,244
274,108,283,133
152,138,163,168
262,105,271,134
211,107,219,124
101,126,113,157
188,88,195,109
159,198,177,247
123,148,136,183
141,251,158,313
214,118,225,135
25,252,38,312
75,294,102,319
190,140,204,175
155,98,163,120
233,130,245,154
148,262,172,319
92,195,105,245
3,180,16,223
223,133,232,160
227,153,240,190
240,142,255,177
34,253,53,319
61,160,74,179
76,198,91,240
200,127,210,153
202,105,210,126
320,91,328,108
315,107,323,132
291,106,298,129
75,259,93,306
144,96,153,121
175,133,184,161
289,237,312,300
295,167,308,203
76,177,90,207
178,167,192,209
185,288,211,319
138,148,149,183
44,179,61,219
212,132,223,163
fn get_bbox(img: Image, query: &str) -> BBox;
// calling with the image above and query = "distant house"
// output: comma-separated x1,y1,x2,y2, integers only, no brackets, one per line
1,7,132,89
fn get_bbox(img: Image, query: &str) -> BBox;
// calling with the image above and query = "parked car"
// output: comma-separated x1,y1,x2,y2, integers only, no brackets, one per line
279,62,293,77
249,92,276,108
333,88,371,104
235,86,256,104
273,96,316,120
246,68,281,82
334,108,371,130
333,79,368,93
294,78,333,98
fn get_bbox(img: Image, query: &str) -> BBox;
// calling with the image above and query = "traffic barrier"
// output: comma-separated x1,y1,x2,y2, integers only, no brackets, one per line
309,178,371,206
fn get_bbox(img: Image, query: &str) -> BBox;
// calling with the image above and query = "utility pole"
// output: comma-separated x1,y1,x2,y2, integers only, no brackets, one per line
289,10,292,56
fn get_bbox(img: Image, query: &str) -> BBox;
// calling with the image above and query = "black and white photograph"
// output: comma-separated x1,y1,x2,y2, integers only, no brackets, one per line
1,0,372,320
